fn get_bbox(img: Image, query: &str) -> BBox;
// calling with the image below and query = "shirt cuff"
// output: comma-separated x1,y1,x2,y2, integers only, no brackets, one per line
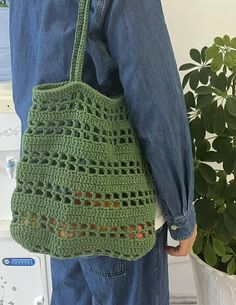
157,197,197,241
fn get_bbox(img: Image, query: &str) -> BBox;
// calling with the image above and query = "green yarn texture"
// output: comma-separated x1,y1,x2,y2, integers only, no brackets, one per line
10,0,158,260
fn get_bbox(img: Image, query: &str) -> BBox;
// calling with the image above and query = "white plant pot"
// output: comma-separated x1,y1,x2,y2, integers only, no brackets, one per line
190,251,236,305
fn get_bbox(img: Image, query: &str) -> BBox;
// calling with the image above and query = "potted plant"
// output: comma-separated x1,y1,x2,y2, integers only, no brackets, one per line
179,35,236,305
0,1,8,8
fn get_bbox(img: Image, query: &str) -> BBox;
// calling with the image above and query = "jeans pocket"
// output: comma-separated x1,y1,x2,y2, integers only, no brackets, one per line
79,255,127,278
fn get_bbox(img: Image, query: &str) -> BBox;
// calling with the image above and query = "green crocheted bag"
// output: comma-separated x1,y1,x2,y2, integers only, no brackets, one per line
10,0,159,260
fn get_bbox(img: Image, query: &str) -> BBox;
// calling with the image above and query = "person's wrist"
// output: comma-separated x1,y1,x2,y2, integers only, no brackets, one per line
167,204,197,241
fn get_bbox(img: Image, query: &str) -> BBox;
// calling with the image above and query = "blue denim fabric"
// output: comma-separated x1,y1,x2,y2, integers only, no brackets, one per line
9,0,196,242
50,222,169,305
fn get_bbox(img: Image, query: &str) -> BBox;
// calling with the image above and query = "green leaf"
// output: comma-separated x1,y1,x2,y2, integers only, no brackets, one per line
189,70,200,90
199,67,209,84
201,46,208,62
210,72,227,92
197,94,214,109
224,186,236,201
179,63,198,70
212,136,232,151
228,127,236,136
223,127,236,136
194,198,216,228
193,236,203,255
214,231,231,244
217,179,227,197
223,148,236,174
227,202,236,218
205,66,214,77
212,238,226,257
205,45,219,61
214,150,228,164
213,89,227,98
214,37,225,46
185,91,195,107
190,48,202,64
212,136,233,163
218,170,227,180
182,71,193,89
222,255,233,263
204,151,218,162
224,108,236,129
227,258,236,275
195,86,215,95
201,101,218,128
212,105,225,135
224,51,236,68
230,37,236,49
204,242,217,266
189,117,206,141
198,163,216,184
228,73,236,88
207,179,227,200
211,53,223,72
195,139,210,160
225,97,236,117
226,246,235,254
206,121,215,133
223,35,231,46
224,210,236,235
216,214,232,237
195,169,208,195
216,178,227,199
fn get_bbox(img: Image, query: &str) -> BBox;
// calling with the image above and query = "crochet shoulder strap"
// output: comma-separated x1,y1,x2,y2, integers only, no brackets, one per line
69,0,91,82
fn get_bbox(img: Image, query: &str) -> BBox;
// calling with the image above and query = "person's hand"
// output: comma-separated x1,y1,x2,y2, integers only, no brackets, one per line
164,224,198,256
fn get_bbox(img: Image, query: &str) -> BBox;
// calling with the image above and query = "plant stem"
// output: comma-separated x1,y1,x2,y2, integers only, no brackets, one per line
232,75,236,96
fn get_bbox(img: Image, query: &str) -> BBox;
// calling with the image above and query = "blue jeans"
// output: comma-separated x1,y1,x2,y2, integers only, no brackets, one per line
50,222,169,305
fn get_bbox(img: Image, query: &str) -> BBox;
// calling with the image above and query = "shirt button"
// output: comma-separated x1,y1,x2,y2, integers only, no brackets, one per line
170,225,179,231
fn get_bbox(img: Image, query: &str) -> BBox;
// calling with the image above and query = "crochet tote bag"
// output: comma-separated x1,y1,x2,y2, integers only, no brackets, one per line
10,0,159,260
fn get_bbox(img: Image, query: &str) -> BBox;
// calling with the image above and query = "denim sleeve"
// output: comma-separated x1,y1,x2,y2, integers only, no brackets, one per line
103,0,196,240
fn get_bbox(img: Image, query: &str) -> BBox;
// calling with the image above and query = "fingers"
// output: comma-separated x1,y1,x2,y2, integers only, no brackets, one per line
165,224,198,256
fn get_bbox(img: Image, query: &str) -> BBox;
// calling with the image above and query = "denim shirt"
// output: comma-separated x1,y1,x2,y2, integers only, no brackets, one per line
9,0,196,241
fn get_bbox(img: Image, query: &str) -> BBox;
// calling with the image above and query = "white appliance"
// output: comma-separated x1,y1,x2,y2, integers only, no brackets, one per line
0,111,53,305
0,7,52,304
0,97,53,305
0,221,52,305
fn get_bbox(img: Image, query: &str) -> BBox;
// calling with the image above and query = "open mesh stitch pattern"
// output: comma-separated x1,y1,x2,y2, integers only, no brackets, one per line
10,0,159,260
10,84,158,260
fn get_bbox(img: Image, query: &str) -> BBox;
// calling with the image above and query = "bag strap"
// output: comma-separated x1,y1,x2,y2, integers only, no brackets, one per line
69,0,91,82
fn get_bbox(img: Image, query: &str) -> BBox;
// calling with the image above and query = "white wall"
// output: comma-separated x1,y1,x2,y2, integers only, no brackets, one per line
162,0,236,68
